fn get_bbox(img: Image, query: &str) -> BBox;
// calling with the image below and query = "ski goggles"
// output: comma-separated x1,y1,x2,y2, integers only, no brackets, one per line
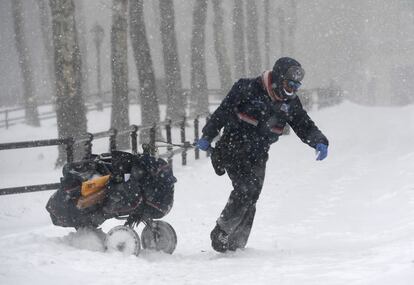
287,80,302,90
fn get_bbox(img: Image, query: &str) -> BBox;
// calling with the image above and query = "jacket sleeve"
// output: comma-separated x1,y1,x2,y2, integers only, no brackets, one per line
201,80,244,142
288,98,329,148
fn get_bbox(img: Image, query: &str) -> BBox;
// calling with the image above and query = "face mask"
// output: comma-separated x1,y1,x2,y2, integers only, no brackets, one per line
279,85,297,100
283,88,294,97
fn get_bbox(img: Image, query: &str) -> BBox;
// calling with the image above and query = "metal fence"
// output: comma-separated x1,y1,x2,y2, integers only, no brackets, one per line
0,114,208,196
0,86,344,195
0,87,343,128
0,102,113,129
0,88,224,129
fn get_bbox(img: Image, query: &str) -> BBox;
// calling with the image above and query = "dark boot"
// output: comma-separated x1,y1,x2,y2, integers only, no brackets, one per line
210,224,229,253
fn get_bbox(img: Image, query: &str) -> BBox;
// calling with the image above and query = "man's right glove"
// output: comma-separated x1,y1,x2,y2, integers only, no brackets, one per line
196,138,210,151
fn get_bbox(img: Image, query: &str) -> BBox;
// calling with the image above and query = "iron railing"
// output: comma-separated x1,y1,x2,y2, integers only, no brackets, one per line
0,88,223,129
0,114,209,196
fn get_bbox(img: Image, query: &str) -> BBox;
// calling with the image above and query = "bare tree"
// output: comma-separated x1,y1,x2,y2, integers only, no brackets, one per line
190,0,209,116
264,0,270,68
286,0,298,55
49,0,87,165
91,23,105,111
35,0,55,101
245,1,262,76
11,0,40,126
74,0,90,102
159,0,185,122
276,7,286,55
111,0,130,149
212,0,232,97
233,0,246,79
129,0,161,141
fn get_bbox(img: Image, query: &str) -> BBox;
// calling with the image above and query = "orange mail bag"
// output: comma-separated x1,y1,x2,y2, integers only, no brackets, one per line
81,175,110,197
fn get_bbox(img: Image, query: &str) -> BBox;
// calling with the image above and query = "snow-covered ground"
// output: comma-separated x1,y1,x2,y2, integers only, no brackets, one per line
1,101,414,285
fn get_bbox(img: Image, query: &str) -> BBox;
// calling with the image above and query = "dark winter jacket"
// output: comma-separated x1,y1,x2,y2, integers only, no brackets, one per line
202,76,329,165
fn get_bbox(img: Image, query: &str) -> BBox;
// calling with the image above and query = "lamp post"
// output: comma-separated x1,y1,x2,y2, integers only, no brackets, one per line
91,23,104,111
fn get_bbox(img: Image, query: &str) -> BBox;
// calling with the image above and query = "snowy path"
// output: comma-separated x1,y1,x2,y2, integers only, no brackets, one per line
1,102,414,284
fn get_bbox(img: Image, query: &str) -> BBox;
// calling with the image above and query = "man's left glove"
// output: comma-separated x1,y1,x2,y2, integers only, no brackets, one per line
196,137,210,151
315,143,328,161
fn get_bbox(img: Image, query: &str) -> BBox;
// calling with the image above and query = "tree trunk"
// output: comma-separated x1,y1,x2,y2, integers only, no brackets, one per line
11,0,40,126
233,0,246,79
159,0,185,122
245,1,262,76
276,7,286,55
49,0,88,165
129,0,161,143
190,0,208,116
286,0,297,55
110,0,130,149
92,24,104,111
74,0,90,103
264,0,270,68
35,0,56,102
212,0,232,97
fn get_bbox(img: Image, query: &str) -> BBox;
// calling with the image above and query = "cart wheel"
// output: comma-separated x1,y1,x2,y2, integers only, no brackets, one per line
105,225,141,256
141,220,177,254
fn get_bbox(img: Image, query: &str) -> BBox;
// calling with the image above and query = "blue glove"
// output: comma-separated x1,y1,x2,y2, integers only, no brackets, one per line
196,138,210,151
315,143,328,161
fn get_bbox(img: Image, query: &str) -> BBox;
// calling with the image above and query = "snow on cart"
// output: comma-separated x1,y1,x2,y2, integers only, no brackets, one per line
46,150,177,256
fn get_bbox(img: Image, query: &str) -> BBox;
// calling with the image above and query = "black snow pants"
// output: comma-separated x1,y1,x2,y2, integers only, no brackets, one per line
215,159,266,250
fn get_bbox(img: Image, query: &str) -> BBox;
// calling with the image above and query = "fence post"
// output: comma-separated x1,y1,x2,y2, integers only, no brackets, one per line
194,116,200,160
110,128,117,152
5,110,8,129
205,115,211,157
166,119,173,166
84,133,94,160
149,123,156,156
130,125,138,155
181,117,187,165
66,137,74,163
